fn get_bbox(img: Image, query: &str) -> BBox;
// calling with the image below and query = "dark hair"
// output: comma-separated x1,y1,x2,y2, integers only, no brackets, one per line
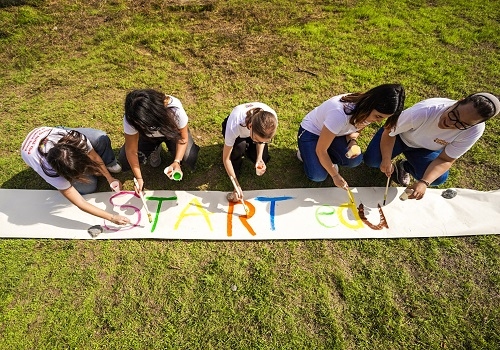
459,93,499,121
341,83,405,129
38,130,102,183
244,108,278,139
124,89,183,143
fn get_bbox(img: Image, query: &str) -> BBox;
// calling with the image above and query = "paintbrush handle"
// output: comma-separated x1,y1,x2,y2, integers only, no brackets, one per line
134,178,153,220
384,176,390,196
383,175,391,205
229,176,241,197
229,176,249,214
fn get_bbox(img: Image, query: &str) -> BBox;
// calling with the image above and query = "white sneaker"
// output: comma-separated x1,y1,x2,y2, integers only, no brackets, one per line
149,145,162,168
297,150,303,162
106,163,122,173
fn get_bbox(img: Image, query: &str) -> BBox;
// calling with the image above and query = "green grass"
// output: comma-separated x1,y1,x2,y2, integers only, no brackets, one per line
1,0,499,349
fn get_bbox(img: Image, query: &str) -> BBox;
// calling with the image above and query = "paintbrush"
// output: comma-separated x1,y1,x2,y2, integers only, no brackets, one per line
133,177,152,223
383,163,393,206
383,175,391,206
229,175,249,214
347,187,355,205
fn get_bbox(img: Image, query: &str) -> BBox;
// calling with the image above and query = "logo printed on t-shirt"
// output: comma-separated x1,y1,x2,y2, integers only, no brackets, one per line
434,138,449,146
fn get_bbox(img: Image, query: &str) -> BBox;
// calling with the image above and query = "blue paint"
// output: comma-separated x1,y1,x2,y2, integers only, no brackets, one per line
255,196,294,230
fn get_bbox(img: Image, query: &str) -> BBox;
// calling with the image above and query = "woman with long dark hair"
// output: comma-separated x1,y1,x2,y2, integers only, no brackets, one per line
21,127,129,225
297,83,405,189
118,89,199,193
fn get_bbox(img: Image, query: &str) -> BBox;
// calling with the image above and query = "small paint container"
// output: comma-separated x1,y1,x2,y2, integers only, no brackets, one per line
255,165,265,176
109,180,120,192
164,166,183,181
399,188,414,201
345,145,361,159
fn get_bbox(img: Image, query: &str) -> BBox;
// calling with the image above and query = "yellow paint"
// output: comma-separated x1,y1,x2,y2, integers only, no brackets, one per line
337,202,364,229
174,198,213,231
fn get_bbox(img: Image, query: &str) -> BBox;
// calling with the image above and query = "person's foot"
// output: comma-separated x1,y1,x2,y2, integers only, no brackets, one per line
297,150,303,162
149,145,162,168
391,159,410,186
106,162,122,173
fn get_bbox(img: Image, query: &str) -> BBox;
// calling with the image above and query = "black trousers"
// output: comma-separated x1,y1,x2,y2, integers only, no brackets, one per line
118,129,199,171
221,116,270,177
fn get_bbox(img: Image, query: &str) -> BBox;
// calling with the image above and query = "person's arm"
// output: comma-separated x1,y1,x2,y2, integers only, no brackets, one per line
345,132,361,158
316,126,348,189
408,151,455,200
169,125,188,172
379,128,396,177
60,186,130,225
222,144,243,200
87,149,122,191
124,133,143,193
254,143,266,176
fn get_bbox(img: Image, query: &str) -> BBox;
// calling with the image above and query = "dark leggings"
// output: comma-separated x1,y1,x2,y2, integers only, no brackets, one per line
221,116,270,177
118,129,199,171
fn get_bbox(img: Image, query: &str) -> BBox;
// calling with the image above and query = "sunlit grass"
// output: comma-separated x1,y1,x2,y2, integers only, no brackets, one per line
0,0,499,349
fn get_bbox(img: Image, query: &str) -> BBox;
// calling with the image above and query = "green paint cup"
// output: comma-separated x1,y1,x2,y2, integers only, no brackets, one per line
171,170,183,181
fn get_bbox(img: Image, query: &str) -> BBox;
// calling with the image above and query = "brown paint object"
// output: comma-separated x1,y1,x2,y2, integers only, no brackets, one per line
357,203,389,230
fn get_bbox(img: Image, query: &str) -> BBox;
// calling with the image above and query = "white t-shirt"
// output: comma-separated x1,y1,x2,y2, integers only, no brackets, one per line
224,102,278,147
21,127,93,190
123,95,189,137
300,94,360,136
389,98,485,159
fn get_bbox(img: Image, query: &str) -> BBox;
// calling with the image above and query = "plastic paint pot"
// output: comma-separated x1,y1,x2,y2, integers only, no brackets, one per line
345,145,361,159
164,166,183,181
256,163,265,176
109,180,120,192
399,188,414,201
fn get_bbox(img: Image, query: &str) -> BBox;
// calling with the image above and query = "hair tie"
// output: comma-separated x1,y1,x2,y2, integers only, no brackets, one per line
473,92,500,117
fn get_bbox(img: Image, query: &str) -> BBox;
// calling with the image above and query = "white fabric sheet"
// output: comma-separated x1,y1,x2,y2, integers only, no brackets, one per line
0,187,498,240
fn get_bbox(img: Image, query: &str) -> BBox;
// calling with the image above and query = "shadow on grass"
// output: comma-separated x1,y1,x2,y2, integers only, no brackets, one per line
0,0,43,8
2,144,389,193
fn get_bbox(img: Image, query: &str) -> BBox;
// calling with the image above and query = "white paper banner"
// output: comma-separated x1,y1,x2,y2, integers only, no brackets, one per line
0,187,498,240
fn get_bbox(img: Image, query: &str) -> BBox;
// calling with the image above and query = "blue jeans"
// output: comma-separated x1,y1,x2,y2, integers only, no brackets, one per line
297,126,363,182
364,127,448,185
68,128,118,195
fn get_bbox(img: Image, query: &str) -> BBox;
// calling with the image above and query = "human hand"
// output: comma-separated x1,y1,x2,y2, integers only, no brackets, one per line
110,214,130,225
133,177,144,195
255,160,266,176
408,181,427,200
332,173,348,190
109,178,122,192
380,160,393,177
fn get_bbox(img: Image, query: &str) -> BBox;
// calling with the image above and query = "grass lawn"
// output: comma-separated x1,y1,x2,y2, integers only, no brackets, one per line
0,0,499,349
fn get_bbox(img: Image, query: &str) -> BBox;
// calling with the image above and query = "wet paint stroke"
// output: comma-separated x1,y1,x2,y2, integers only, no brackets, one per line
254,196,294,230
227,200,256,237
174,197,213,231
357,203,389,230
104,191,390,236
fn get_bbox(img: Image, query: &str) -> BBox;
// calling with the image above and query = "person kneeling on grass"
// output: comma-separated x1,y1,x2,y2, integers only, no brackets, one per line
363,92,500,200
21,127,130,225
118,89,200,194
222,102,278,203
297,83,406,190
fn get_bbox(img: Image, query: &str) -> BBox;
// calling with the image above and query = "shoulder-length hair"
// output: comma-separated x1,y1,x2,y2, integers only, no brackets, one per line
124,89,183,143
244,107,278,139
341,83,405,129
